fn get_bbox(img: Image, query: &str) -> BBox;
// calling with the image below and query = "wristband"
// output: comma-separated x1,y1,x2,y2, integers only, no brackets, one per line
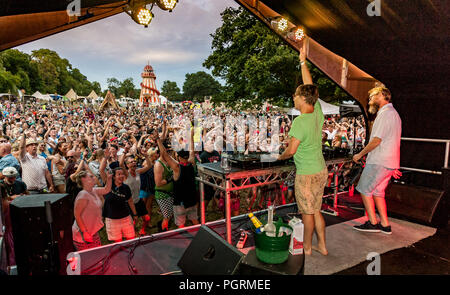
300,60,306,66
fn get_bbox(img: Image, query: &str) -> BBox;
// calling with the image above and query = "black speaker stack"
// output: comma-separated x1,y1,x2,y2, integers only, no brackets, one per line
9,194,74,275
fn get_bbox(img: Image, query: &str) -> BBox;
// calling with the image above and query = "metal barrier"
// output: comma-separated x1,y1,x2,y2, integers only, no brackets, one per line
400,137,450,175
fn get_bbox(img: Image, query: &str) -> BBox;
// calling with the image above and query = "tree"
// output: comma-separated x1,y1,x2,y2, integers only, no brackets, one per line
161,80,182,102
182,71,222,102
106,77,120,98
204,7,350,107
118,77,136,98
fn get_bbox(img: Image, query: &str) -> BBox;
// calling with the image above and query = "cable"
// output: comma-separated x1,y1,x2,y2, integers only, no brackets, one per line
160,270,182,275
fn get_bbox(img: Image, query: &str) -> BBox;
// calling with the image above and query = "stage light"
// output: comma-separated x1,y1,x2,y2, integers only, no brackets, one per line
270,16,289,33
287,27,305,42
156,0,178,11
136,7,153,26
278,18,288,32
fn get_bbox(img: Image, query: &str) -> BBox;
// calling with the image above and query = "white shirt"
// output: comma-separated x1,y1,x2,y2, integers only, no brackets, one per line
20,153,49,190
366,103,402,169
324,129,337,140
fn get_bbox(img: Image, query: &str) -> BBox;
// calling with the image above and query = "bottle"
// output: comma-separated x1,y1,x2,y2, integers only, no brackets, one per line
264,205,276,237
248,213,263,233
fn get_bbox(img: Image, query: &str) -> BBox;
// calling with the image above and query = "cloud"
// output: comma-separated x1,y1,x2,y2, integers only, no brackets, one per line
14,0,239,90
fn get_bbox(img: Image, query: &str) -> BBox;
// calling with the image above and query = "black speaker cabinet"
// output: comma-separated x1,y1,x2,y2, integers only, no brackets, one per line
10,194,74,275
177,225,244,275
386,183,448,227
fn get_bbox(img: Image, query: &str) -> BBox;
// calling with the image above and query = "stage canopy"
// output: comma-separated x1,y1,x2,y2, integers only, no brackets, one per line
0,0,448,176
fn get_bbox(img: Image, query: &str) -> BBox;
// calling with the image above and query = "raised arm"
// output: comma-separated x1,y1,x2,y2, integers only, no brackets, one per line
19,133,26,160
300,39,313,85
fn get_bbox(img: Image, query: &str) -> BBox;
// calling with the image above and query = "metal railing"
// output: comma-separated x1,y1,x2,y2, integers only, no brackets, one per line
400,137,450,175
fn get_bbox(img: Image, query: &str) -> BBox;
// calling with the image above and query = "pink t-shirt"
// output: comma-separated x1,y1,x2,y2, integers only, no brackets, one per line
72,188,105,243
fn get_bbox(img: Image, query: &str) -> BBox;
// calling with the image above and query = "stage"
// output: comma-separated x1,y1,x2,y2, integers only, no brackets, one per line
66,194,438,275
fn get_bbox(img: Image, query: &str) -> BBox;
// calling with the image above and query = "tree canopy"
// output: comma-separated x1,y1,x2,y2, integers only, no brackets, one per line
203,7,350,107
161,80,182,102
0,48,101,96
182,71,222,102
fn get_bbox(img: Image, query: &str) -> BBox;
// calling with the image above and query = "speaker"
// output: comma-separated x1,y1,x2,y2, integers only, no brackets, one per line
385,183,448,227
177,225,244,275
10,194,74,275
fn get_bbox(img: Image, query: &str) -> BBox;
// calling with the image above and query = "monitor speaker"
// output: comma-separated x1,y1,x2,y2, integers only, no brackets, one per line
10,194,74,275
177,225,243,275
386,183,448,227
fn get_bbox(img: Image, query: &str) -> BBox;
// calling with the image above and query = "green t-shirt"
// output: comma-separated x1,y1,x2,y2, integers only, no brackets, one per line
288,100,326,175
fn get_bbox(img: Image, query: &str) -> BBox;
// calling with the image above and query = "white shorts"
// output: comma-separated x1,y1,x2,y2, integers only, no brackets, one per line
174,205,198,226
105,216,135,241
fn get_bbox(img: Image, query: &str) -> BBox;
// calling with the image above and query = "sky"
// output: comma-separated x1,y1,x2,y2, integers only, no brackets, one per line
15,0,240,93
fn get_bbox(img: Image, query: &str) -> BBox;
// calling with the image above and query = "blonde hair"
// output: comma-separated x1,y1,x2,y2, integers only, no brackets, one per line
75,171,89,188
369,86,391,102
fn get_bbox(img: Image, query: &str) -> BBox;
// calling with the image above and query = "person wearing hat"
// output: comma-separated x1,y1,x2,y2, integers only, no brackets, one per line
0,166,28,266
0,142,21,180
18,133,55,194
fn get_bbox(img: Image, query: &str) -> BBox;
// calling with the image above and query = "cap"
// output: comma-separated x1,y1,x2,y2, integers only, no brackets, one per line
110,137,119,142
25,138,39,146
2,167,18,177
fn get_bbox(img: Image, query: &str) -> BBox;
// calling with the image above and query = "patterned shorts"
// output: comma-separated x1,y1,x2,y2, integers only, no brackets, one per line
294,168,328,214
156,196,174,219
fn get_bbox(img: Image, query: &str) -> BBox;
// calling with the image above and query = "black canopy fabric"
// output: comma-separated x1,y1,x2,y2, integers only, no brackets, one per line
237,0,450,180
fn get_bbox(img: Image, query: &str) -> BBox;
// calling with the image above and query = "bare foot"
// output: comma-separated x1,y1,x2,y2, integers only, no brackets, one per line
304,247,312,255
312,245,328,256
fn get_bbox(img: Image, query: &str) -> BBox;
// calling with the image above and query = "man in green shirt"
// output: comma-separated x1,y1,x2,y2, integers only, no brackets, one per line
278,41,329,256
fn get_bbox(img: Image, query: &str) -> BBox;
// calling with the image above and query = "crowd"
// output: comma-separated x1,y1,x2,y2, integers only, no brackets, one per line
0,98,365,265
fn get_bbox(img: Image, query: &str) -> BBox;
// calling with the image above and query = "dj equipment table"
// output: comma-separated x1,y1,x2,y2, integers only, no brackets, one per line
197,157,352,244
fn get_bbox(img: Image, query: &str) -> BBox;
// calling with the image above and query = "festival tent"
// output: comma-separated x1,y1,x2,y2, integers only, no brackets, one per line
41,94,53,101
99,90,121,110
287,99,340,116
87,90,99,100
65,88,78,101
32,91,44,100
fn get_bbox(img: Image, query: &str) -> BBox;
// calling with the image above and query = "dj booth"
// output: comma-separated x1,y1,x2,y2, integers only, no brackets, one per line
197,152,353,244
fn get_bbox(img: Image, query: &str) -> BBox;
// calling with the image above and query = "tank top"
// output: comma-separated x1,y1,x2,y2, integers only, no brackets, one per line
155,159,173,200
124,172,141,204
173,163,197,208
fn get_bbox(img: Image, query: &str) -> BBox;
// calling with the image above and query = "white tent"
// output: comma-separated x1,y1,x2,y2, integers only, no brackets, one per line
159,95,168,104
32,91,44,99
288,98,340,116
41,94,53,101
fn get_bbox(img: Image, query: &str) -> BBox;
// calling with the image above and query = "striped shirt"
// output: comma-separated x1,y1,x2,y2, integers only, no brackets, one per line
19,153,48,190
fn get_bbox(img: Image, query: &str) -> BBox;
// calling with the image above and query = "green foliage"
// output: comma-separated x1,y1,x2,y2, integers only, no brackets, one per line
182,71,222,102
203,7,350,108
107,77,139,100
0,48,101,96
161,80,182,102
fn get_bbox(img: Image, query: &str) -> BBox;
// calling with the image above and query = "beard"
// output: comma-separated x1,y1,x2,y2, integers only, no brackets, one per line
368,101,379,115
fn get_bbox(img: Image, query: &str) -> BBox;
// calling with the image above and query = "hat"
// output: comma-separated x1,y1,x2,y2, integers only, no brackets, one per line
110,137,118,142
2,167,18,177
25,138,39,146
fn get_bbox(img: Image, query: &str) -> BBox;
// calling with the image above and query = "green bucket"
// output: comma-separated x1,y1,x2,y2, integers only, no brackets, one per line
253,217,292,264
